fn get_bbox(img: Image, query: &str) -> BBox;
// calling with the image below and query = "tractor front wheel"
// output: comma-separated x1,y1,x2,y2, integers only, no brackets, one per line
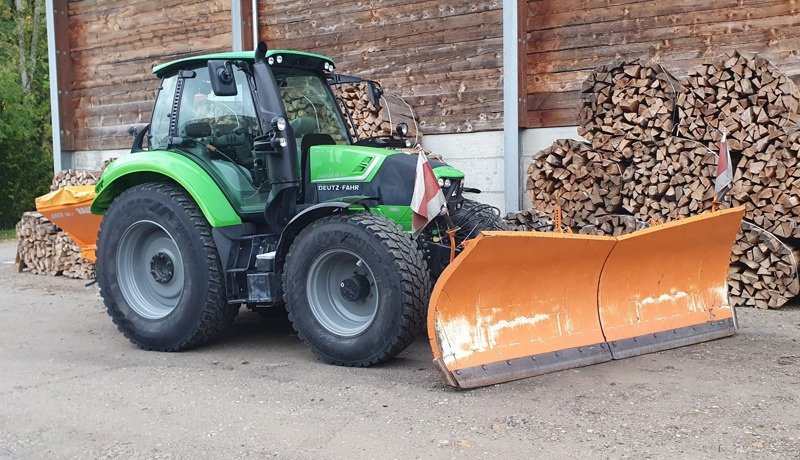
96,182,236,351
283,213,429,366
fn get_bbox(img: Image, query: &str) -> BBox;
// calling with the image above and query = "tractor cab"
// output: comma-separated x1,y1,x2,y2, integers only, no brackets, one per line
136,46,423,226
143,49,345,218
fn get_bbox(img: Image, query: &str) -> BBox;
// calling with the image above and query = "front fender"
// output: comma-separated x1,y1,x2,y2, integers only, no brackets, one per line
274,199,373,271
91,150,242,228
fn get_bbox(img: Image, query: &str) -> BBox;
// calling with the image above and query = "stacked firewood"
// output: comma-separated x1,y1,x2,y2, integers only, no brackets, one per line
15,212,95,280
579,61,679,157
503,209,554,232
331,82,393,140
676,51,800,158
522,52,800,308
577,214,649,237
526,139,623,228
621,138,717,222
50,169,101,190
729,221,799,309
732,128,800,238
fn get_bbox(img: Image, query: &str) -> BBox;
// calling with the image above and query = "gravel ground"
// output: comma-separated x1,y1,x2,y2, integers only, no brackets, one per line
0,240,798,459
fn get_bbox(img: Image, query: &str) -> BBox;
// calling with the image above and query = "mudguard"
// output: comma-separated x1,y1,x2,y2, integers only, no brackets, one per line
428,207,745,388
90,150,242,228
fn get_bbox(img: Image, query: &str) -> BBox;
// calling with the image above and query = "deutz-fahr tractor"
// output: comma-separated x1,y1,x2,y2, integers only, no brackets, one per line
88,43,745,388
91,42,505,367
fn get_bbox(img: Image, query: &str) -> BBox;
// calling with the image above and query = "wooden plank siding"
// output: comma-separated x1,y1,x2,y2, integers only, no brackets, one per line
65,0,233,151
525,0,800,128
258,0,504,134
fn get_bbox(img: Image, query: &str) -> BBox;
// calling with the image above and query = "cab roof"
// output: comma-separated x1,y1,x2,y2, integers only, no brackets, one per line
152,49,335,77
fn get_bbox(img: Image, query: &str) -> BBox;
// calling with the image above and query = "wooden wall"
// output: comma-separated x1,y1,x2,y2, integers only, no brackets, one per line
525,0,800,128
64,0,233,151
259,0,504,134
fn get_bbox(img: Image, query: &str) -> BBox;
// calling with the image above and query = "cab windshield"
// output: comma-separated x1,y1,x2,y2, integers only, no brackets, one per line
273,68,351,145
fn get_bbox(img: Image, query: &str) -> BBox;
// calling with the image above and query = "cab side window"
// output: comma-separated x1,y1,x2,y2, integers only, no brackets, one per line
176,66,260,165
149,75,177,150
171,65,269,214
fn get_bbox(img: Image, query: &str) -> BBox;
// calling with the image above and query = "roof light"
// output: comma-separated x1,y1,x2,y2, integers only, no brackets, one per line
267,57,274,65
276,55,283,64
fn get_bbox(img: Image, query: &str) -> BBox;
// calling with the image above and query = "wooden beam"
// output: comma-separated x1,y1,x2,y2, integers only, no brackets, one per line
516,0,526,124
240,0,254,50
52,0,75,151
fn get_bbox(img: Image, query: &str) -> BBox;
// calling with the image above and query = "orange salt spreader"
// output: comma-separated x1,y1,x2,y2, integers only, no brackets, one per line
427,206,745,388
34,185,102,263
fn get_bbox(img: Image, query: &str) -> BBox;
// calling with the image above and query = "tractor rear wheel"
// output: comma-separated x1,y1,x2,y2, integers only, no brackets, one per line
96,182,235,351
283,213,429,366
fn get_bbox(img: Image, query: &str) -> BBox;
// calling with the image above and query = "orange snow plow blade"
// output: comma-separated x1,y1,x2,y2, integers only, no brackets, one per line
428,206,745,388
427,231,617,388
35,185,102,263
598,206,745,359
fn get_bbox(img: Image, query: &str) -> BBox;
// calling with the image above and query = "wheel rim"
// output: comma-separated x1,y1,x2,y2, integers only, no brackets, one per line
116,220,185,320
306,249,379,337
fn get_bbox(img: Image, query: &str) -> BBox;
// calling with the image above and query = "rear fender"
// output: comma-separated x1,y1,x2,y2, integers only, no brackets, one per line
91,150,242,228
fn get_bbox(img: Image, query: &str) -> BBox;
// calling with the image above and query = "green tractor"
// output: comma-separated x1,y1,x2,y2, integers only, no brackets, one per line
91,42,505,366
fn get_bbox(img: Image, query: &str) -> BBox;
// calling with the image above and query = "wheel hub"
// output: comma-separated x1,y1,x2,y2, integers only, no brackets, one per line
340,274,371,302
150,251,175,284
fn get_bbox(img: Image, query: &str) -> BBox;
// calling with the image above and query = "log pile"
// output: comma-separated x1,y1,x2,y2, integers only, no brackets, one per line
50,169,101,191
15,212,95,280
676,51,800,159
729,221,799,309
331,82,392,140
578,61,679,159
503,209,554,232
526,139,624,228
522,52,800,308
732,128,800,238
621,138,718,222
577,214,649,236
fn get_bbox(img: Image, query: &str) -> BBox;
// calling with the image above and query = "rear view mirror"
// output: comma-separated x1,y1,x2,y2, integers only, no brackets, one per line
366,81,383,110
207,60,237,96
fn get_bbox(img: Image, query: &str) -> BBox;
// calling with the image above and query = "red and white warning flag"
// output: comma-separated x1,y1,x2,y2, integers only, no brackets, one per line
411,153,447,237
715,131,734,201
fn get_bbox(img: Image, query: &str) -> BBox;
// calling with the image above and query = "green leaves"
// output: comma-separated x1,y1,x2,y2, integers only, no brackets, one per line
0,0,51,229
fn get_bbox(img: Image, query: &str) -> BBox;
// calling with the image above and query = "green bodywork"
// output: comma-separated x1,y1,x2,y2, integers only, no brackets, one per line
152,50,334,77
309,144,464,183
309,145,387,183
91,150,242,227
369,205,413,232
92,146,462,231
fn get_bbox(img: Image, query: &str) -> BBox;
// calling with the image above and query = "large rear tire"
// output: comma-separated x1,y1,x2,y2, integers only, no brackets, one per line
96,182,236,351
452,198,509,241
282,213,429,366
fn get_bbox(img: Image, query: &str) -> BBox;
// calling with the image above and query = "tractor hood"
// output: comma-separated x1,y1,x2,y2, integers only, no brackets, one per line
307,144,464,184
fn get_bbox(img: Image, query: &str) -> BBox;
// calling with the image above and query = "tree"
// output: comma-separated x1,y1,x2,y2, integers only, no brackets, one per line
15,0,42,92
0,0,51,229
